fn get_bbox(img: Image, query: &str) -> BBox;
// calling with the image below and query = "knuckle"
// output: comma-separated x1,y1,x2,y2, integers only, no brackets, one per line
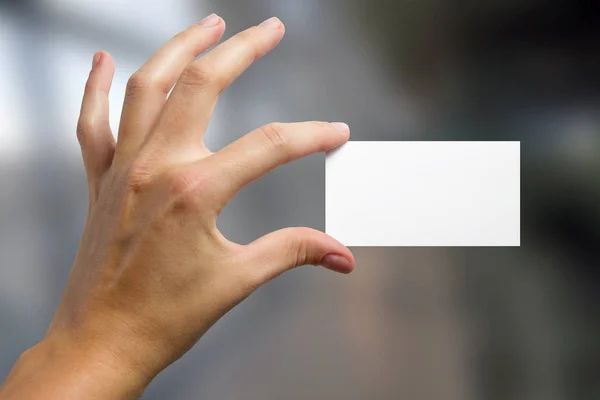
126,71,152,96
315,121,333,131
169,171,196,196
184,24,207,40
76,119,93,145
168,168,213,208
286,230,311,267
126,159,154,193
236,27,260,44
287,227,320,267
235,28,255,41
179,63,217,90
234,30,257,48
84,78,96,94
176,24,203,40
172,29,191,43
233,29,262,60
293,238,310,268
259,123,289,152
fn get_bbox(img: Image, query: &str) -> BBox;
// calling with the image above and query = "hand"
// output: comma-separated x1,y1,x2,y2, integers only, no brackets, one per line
1,14,353,399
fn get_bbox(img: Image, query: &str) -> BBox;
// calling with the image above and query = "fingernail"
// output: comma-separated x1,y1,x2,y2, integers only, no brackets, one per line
320,254,353,273
330,122,350,133
92,52,102,68
259,17,282,28
199,13,220,27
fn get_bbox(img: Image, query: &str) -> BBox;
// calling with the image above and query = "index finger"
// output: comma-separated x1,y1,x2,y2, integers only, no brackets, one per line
205,121,350,210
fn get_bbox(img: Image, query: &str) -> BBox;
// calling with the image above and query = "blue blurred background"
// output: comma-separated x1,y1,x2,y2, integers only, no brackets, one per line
1,0,599,399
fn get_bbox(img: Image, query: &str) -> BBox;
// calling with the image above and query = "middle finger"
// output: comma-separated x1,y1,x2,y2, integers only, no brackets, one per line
149,17,285,164
116,14,226,161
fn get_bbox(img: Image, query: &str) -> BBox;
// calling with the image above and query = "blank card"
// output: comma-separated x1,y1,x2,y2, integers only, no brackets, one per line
325,141,520,247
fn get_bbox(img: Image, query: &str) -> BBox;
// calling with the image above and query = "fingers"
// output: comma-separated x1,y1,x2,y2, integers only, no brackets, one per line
207,121,350,209
77,51,116,198
241,227,354,285
116,14,226,159
150,17,286,159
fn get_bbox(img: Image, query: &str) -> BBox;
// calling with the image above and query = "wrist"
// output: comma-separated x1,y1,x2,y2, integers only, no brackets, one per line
1,334,150,399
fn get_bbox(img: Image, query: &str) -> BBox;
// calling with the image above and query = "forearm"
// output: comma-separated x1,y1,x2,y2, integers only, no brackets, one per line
0,338,148,399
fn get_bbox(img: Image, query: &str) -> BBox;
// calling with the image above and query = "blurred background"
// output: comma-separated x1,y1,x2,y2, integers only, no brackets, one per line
1,0,599,399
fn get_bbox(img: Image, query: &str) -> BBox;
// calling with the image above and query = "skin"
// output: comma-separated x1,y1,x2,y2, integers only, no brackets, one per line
0,14,354,399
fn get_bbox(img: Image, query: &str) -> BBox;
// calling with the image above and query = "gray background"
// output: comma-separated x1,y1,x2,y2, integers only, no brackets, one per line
1,0,599,399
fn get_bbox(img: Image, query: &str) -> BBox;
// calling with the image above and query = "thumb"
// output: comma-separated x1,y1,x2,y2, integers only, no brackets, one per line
242,227,355,286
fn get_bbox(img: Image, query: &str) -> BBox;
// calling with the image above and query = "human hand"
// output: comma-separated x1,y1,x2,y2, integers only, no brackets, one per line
0,14,353,399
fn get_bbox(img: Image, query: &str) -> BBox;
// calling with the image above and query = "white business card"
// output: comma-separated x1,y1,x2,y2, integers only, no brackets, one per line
325,141,520,247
